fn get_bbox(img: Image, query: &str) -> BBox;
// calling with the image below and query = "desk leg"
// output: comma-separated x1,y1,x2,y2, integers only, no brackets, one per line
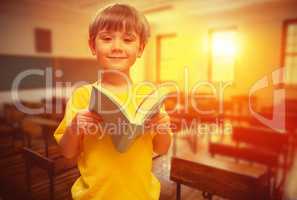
48,169,54,200
45,137,49,157
173,133,177,156
176,183,181,200
42,129,49,157
25,157,31,196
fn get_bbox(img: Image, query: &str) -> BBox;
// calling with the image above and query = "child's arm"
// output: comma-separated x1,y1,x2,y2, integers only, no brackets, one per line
58,110,102,159
149,113,172,155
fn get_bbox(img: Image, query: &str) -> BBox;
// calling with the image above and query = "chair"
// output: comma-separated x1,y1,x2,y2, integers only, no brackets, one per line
0,104,25,152
21,116,76,200
22,147,76,200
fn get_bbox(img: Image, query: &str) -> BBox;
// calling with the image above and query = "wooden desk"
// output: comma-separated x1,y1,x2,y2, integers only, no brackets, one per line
170,154,269,200
26,117,58,127
22,116,59,157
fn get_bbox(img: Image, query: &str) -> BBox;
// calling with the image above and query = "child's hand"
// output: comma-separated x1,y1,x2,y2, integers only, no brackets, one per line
69,110,103,137
60,110,103,159
145,113,171,134
147,113,172,155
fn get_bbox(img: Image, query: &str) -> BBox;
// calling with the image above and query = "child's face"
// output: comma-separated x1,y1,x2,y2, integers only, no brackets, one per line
90,29,144,72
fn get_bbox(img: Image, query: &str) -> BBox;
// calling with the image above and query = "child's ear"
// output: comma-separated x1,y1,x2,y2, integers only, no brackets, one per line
137,44,145,58
88,39,96,56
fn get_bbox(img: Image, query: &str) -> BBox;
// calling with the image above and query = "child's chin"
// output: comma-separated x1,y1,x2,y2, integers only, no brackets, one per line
105,65,129,71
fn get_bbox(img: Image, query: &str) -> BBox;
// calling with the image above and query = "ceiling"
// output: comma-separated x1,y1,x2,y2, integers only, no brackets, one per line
1,0,290,26
8,0,283,16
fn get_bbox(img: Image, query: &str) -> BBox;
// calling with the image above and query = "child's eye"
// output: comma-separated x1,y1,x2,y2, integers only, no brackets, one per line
123,36,135,43
98,34,112,42
101,36,112,42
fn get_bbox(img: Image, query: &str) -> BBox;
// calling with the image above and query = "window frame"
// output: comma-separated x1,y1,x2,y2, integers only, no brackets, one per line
208,26,237,82
281,18,297,87
156,33,177,83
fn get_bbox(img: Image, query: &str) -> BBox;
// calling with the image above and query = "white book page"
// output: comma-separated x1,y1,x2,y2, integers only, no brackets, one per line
134,88,171,125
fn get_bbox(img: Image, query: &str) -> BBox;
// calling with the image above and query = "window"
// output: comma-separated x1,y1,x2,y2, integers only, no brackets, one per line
209,29,237,82
156,34,178,83
283,19,297,84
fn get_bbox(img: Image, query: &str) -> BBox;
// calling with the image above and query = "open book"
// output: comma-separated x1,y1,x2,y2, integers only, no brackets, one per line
88,85,171,153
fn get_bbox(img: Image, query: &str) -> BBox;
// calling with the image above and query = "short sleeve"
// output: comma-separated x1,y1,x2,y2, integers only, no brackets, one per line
53,85,91,143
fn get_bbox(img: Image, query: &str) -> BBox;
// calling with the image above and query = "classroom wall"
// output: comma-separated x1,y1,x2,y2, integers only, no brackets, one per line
1,1,297,109
147,0,297,108
0,1,91,105
0,1,91,57
0,1,147,105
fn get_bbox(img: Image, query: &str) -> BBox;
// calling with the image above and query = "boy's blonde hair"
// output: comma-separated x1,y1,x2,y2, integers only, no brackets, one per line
89,4,150,47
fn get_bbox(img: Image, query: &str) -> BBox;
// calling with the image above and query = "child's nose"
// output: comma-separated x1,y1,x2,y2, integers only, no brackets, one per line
111,38,123,50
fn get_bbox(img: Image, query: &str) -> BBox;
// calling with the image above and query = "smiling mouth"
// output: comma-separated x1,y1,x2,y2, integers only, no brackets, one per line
108,57,128,59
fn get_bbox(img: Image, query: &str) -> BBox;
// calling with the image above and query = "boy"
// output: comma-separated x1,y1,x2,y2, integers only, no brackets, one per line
54,3,172,200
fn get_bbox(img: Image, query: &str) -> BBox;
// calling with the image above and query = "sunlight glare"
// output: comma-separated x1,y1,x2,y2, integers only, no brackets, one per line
212,32,237,57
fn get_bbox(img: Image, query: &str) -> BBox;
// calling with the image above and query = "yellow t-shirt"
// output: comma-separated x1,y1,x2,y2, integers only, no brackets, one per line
54,82,166,200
